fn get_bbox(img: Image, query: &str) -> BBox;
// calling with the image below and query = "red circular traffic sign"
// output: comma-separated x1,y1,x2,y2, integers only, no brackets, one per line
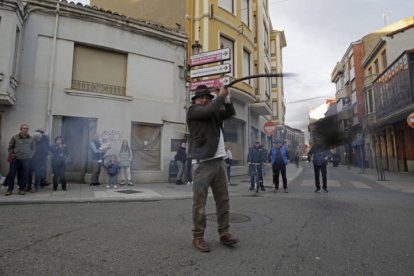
263,121,277,136
407,112,414,128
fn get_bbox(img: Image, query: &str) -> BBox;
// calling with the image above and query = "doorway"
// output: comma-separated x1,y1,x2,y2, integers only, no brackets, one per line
53,116,96,182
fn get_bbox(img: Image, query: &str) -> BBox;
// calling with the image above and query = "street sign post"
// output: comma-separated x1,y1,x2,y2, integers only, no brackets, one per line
189,77,230,91
190,48,230,66
190,63,231,78
263,121,277,136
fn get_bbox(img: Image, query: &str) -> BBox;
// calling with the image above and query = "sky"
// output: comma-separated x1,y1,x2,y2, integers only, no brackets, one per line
268,0,414,135
75,0,413,138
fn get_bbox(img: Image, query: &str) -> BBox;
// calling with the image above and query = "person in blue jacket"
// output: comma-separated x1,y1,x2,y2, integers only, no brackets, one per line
307,137,331,193
269,139,290,193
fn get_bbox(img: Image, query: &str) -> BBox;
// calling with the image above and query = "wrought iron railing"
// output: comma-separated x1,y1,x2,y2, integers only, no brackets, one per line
373,53,413,119
71,80,126,96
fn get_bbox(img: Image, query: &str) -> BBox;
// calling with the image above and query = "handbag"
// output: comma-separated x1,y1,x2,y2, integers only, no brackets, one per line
63,154,73,166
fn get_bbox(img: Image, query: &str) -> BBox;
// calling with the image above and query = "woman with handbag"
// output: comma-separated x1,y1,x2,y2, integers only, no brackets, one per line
50,136,69,191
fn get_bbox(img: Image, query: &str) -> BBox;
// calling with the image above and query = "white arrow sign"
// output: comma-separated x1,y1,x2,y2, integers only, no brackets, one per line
190,63,231,78
190,48,230,66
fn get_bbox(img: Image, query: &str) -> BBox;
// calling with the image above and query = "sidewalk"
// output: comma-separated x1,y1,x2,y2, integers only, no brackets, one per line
0,164,303,205
335,164,414,193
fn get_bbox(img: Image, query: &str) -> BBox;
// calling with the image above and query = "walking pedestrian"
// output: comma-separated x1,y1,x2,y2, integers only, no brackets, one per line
269,139,290,193
247,141,266,191
187,85,239,252
119,139,133,186
5,124,36,196
174,142,187,185
50,136,69,191
307,137,331,193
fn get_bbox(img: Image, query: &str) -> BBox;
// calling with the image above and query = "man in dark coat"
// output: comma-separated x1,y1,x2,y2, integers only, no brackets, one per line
187,85,239,252
308,137,331,192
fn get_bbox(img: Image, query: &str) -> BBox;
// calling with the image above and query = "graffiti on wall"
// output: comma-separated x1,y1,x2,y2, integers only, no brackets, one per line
101,130,124,144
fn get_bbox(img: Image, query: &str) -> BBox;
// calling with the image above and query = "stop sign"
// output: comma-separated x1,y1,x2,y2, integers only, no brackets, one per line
263,121,277,136
407,112,414,128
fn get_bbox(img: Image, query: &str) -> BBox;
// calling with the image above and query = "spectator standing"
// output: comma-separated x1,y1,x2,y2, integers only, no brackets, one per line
89,133,103,186
5,124,36,196
119,139,133,186
36,129,50,187
187,85,239,252
247,141,266,191
50,136,68,191
174,142,187,185
224,147,232,183
105,154,119,189
308,138,331,193
269,139,290,193
27,131,49,192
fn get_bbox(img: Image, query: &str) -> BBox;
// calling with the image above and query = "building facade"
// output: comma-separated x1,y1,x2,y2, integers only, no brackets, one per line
0,0,188,183
92,0,287,171
329,16,414,172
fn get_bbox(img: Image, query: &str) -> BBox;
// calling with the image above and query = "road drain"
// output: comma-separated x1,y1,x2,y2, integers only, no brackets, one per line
206,213,251,223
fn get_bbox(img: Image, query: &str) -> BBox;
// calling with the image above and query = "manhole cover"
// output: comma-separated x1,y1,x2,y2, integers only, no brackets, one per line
116,190,143,194
229,183,239,186
206,213,251,223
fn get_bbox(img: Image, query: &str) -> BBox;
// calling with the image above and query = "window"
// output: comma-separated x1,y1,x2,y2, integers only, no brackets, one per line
271,40,276,56
263,22,269,57
72,45,127,96
351,79,356,92
12,27,20,78
264,68,270,100
219,0,233,13
241,0,249,26
131,123,161,171
381,50,387,68
271,69,277,88
243,48,250,84
220,35,234,77
374,59,379,74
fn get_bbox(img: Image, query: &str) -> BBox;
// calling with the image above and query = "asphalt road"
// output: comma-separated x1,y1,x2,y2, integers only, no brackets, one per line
1,163,413,275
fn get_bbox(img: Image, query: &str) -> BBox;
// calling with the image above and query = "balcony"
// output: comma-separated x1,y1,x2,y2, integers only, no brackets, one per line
363,74,378,88
373,52,413,120
250,101,272,115
0,74,17,106
71,80,126,96
337,108,353,121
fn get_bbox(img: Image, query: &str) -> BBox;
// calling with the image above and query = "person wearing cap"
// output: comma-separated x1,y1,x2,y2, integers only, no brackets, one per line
247,141,266,191
269,139,290,193
187,85,238,252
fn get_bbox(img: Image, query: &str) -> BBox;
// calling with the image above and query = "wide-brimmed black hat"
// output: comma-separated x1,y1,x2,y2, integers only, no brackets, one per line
191,85,214,102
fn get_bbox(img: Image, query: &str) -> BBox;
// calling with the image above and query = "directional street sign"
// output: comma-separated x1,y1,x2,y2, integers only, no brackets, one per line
190,48,230,66
189,77,230,91
190,63,231,78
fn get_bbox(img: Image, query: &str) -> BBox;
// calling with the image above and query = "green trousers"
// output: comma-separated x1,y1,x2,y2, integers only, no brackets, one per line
192,158,230,238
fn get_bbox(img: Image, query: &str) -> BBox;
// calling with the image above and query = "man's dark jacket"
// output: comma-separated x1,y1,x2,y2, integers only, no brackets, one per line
187,96,235,160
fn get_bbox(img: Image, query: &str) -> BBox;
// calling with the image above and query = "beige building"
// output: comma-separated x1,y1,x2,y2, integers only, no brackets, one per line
92,0,287,168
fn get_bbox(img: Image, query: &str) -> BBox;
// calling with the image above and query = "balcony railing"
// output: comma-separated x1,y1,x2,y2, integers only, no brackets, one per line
373,53,413,119
71,80,126,96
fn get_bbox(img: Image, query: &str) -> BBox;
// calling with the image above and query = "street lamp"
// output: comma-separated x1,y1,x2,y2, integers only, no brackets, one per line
191,40,202,55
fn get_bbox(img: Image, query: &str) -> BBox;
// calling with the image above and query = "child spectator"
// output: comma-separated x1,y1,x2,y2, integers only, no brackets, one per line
106,154,119,189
